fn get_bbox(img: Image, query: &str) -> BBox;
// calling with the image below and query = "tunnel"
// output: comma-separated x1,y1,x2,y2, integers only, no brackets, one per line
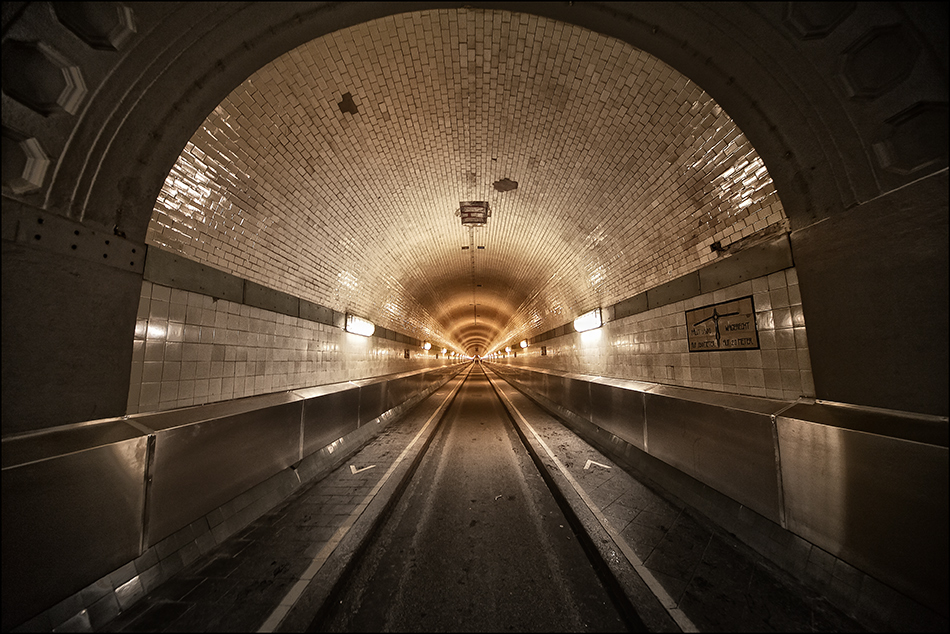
2,2,947,631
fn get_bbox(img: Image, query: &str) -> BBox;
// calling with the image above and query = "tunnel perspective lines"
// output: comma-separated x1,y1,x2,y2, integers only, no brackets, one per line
257,364,474,632
484,369,699,633
146,8,788,360
309,364,646,632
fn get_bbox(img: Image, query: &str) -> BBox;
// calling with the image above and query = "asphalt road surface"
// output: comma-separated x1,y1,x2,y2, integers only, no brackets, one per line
315,366,629,632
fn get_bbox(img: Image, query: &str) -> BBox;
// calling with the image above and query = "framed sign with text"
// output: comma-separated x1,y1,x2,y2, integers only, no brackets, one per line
686,295,758,352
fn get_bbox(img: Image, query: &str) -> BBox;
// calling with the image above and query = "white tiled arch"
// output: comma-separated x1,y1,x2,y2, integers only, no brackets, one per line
147,8,785,357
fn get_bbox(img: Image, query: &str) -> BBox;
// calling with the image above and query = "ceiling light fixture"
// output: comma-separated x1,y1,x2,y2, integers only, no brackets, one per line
344,313,375,337
573,308,603,332
458,201,490,226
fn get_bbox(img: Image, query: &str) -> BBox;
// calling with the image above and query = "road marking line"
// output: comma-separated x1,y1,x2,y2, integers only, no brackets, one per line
488,374,698,634
257,369,470,633
584,459,611,470
350,464,376,474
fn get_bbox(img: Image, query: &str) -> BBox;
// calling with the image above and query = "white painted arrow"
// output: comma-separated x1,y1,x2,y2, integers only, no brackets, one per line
584,459,611,471
349,464,376,475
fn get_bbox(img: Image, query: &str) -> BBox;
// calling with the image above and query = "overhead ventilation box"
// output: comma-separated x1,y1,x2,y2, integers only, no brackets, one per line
458,201,490,226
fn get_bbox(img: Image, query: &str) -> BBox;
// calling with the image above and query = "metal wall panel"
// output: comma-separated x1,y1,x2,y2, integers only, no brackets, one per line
386,375,417,411
490,364,948,616
1,438,147,631
643,391,782,522
540,371,554,402
143,247,244,303
147,401,302,545
777,414,949,613
358,381,386,425
301,389,360,457
647,272,700,309
565,377,592,421
2,418,142,467
549,374,571,409
1,366,464,631
244,280,299,317
524,368,541,394
132,391,302,431
590,382,646,450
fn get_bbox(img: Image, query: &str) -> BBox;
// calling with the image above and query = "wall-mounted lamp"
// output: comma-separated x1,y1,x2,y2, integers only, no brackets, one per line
505,346,511,353
423,342,432,350
441,348,447,354
345,313,375,337
573,307,602,332
519,340,528,349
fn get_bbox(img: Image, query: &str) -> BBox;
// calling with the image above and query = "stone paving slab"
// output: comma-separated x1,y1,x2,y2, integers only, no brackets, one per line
102,370,470,633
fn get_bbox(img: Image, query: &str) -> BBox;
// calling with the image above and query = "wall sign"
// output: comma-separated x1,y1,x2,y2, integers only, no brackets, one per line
686,295,758,352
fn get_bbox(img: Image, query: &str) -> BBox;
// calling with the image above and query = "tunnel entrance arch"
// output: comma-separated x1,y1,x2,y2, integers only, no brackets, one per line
2,3,946,630
3,2,946,426
145,7,790,370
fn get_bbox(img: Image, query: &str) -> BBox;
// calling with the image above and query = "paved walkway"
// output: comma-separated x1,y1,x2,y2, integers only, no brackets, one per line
102,364,863,632
484,367,863,633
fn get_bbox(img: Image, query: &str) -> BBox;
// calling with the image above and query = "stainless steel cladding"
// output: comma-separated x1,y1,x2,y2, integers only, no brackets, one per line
298,384,360,456
1,424,148,631
357,380,387,425
590,379,649,451
644,386,785,522
1,364,465,630
485,363,948,618
146,399,304,545
386,375,414,411
565,376,593,421
777,402,949,613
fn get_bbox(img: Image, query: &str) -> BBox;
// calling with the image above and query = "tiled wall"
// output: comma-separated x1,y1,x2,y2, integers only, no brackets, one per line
495,268,813,401
128,281,454,414
145,8,787,351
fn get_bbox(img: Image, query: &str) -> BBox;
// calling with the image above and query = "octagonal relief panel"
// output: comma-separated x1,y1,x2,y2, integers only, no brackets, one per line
1,40,87,115
53,2,137,51
783,2,855,40
1,127,51,196
840,25,921,101
873,102,950,175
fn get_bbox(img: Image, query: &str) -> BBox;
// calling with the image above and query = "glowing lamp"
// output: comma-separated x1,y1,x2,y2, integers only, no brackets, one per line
519,340,528,349
573,308,602,332
423,342,432,350
345,314,375,337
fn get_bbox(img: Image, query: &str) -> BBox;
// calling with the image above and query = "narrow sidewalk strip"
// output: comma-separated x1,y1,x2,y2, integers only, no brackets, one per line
257,370,470,633
486,372,699,634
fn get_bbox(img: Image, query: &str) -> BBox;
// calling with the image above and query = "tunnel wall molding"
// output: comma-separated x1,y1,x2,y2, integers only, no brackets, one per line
143,246,425,348
486,362,949,630
529,228,794,345
0,363,466,632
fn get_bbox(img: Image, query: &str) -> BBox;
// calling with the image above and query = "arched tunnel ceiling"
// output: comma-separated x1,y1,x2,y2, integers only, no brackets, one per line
147,8,785,356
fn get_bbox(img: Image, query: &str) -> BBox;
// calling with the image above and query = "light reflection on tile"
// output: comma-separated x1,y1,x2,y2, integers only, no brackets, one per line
497,268,814,399
127,283,464,414
145,9,788,354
